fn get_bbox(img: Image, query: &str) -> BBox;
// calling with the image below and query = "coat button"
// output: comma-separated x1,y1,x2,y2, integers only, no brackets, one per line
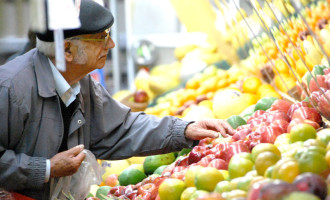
77,120,82,124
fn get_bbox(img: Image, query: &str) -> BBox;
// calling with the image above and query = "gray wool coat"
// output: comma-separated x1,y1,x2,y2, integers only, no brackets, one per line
0,49,195,199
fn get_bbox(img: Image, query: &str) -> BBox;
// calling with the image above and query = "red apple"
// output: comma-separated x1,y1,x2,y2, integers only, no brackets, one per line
291,106,322,123
309,75,327,93
318,90,330,118
269,99,293,114
137,183,157,199
109,186,126,197
188,145,208,164
174,156,189,167
259,126,283,143
266,110,290,123
198,137,214,147
287,101,311,118
324,68,330,75
197,154,216,167
232,128,252,141
208,159,228,170
134,90,149,103
271,119,289,133
247,110,266,123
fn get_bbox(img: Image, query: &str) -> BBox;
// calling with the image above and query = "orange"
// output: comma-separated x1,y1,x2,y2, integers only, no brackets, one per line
158,178,186,200
274,58,290,75
198,100,213,110
289,124,317,143
242,76,262,94
195,167,224,191
242,93,258,105
257,84,276,98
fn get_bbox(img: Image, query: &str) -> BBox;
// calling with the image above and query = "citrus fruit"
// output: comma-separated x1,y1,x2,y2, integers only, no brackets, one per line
95,186,111,200
226,115,247,129
228,157,254,179
118,167,147,186
189,190,209,200
242,76,262,94
289,124,317,143
153,165,168,175
255,151,280,176
195,167,224,191
158,178,186,200
251,143,281,161
214,180,232,194
184,165,203,187
143,152,176,174
254,97,278,111
180,187,197,200
296,151,328,174
317,128,330,146
101,160,130,181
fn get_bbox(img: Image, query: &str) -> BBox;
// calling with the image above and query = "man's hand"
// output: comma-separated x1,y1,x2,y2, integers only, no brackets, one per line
50,145,86,178
185,119,235,140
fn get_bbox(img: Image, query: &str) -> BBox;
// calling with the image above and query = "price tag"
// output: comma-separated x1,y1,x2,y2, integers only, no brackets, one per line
29,0,46,33
47,0,81,30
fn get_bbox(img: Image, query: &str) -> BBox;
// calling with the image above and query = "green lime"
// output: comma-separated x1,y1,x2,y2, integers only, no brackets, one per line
143,153,176,174
290,124,317,143
95,186,111,200
153,165,168,175
254,97,278,111
118,168,147,186
226,115,247,129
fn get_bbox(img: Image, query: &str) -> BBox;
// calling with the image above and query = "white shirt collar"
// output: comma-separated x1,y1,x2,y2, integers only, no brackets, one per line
48,59,80,107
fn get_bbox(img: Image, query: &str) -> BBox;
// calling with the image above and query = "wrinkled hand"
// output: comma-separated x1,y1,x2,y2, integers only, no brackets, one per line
50,145,86,178
185,119,235,140
120,93,149,112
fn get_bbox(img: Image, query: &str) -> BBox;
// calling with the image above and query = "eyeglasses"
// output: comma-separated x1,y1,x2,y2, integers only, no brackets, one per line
69,28,111,47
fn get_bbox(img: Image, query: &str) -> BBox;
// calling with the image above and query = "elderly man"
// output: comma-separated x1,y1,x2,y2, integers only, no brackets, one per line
0,0,234,199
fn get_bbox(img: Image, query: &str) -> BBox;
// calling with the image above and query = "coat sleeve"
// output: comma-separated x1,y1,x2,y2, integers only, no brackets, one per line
88,81,196,160
0,85,46,191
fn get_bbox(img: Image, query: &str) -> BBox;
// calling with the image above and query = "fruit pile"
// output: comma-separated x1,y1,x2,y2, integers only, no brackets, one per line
86,98,330,200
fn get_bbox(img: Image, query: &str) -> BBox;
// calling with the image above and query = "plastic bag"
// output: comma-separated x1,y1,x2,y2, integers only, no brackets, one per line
49,150,104,200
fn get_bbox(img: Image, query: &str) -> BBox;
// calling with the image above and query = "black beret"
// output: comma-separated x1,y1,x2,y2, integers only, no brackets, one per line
36,0,114,42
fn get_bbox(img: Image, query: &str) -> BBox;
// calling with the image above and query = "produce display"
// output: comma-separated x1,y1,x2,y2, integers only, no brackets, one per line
88,0,330,200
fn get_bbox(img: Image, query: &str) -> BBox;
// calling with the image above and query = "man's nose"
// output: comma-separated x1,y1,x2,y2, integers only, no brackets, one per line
106,37,115,49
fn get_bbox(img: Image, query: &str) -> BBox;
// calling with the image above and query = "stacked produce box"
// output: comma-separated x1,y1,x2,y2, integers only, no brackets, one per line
89,0,330,200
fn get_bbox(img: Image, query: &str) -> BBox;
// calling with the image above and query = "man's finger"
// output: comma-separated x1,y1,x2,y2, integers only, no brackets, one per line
220,120,235,135
199,130,219,139
74,151,86,164
67,144,84,156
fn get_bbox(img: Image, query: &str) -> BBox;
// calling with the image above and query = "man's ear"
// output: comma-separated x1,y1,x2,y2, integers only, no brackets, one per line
64,41,74,62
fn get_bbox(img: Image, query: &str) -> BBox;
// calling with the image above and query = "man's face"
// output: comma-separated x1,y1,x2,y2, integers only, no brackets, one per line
72,29,115,71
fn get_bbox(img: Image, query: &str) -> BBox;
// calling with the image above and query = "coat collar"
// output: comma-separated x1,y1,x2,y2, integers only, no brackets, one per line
33,50,58,98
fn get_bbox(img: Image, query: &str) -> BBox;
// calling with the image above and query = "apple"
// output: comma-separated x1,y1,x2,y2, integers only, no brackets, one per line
232,128,252,141
247,110,266,123
197,154,216,167
287,101,311,118
324,68,330,75
257,180,297,200
270,99,293,114
266,110,290,123
310,90,323,107
259,126,283,144
134,90,149,103
208,159,228,170
318,90,330,118
291,106,322,123
188,146,208,164
174,156,189,167
109,186,126,197
309,75,327,93
294,173,327,199
271,119,289,133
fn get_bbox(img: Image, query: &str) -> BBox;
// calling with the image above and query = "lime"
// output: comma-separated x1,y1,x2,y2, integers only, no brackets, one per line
180,187,196,200
143,153,176,174
255,151,280,176
290,124,317,143
153,165,168,175
254,97,278,111
228,157,254,179
251,143,281,161
195,167,224,191
226,115,247,129
118,168,147,186
296,151,328,174
95,186,111,200
158,178,186,200
184,165,203,187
